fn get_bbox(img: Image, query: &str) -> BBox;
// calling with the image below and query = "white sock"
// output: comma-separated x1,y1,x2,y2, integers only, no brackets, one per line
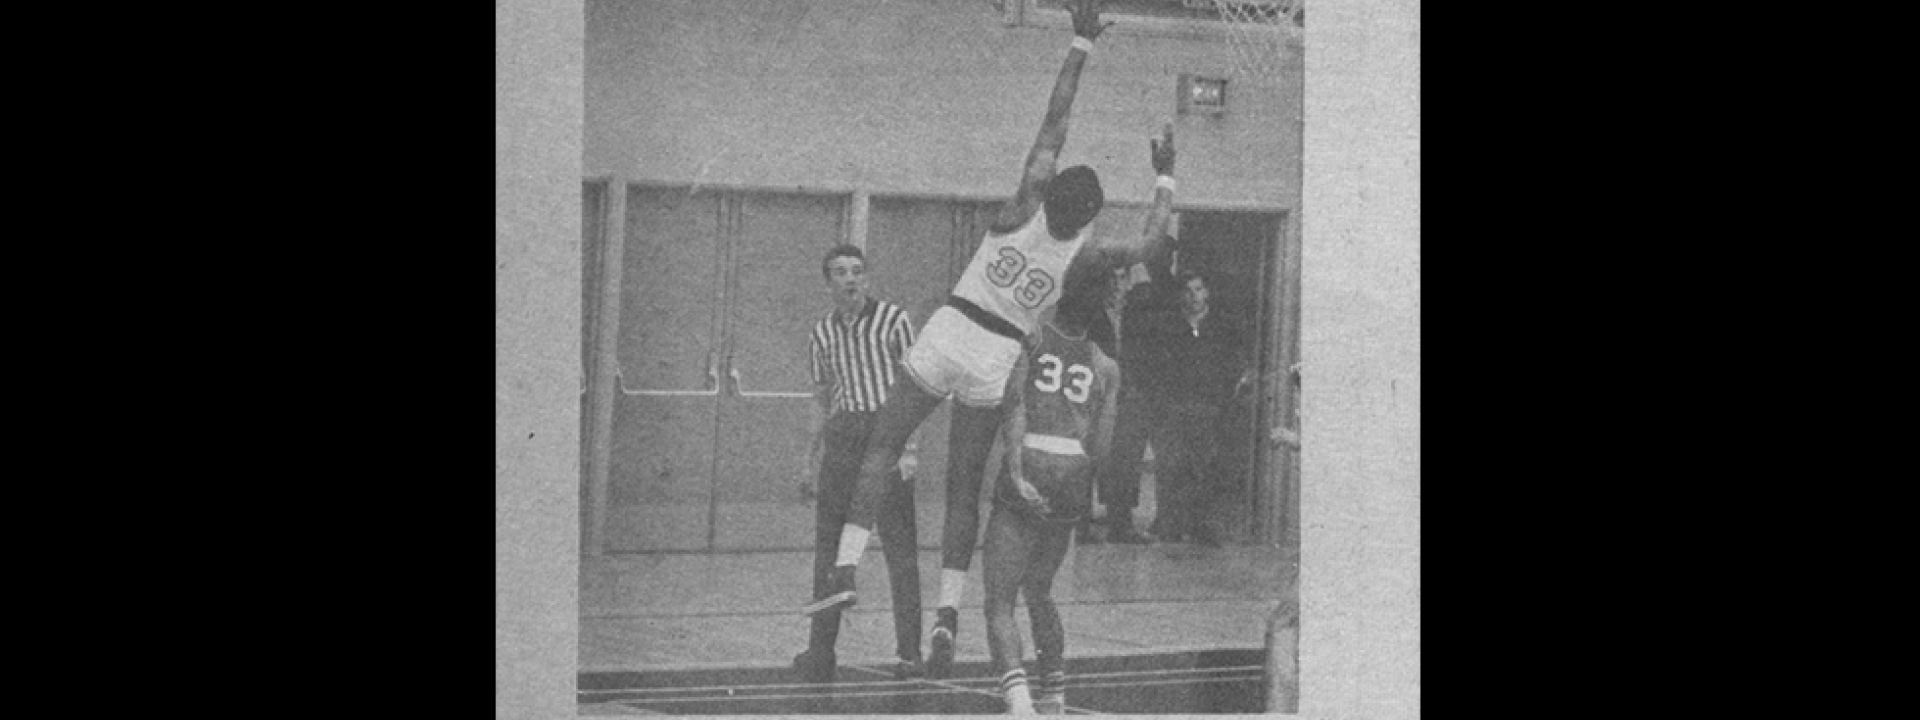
938,568,969,609
836,525,871,567
1002,670,1035,715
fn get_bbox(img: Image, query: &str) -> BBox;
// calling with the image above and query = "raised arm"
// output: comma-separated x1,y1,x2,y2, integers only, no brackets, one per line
1136,124,1178,260
993,0,1113,233
1102,123,1179,269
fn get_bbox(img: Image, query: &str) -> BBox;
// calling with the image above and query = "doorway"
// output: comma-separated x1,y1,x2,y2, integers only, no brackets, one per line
1160,209,1292,545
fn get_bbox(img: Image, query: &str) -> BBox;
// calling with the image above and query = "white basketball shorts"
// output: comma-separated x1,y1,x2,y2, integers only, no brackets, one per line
902,305,1022,408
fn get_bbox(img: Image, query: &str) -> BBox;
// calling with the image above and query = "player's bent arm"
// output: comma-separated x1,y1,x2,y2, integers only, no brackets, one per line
1139,185,1178,260
1085,356,1121,461
1088,184,1176,271
1000,337,1038,486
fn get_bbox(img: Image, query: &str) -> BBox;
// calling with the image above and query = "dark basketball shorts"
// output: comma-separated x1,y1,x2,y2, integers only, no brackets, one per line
992,437,1094,524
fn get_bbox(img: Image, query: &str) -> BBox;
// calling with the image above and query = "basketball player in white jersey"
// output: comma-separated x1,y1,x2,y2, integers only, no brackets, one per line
802,0,1180,680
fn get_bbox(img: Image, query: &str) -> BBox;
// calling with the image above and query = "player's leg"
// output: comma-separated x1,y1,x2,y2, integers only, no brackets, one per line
803,379,943,617
942,400,1003,573
1026,456,1087,713
929,399,1006,677
1024,520,1074,714
874,442,925,677
981,502,1036,714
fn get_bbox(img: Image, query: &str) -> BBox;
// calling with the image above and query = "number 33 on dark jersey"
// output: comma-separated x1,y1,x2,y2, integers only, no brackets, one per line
994,321,1121,522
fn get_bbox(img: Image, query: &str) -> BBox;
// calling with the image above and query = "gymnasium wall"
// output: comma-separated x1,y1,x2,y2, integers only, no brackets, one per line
585,0,1301,208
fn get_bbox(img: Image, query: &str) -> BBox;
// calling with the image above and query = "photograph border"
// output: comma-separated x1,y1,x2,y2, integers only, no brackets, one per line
496,0,1417,716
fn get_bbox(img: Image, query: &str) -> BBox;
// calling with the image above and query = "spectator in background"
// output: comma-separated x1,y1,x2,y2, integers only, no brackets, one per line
1145,269,1253,547
1083,253,1165,545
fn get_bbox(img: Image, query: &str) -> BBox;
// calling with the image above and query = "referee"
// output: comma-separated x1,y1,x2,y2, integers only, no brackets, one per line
792,244,926,683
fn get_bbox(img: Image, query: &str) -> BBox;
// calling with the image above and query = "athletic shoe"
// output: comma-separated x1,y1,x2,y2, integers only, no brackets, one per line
893,658,925,680
801,565,856,616
927,607,959,679
1034,668,1066,714
792,648,836,684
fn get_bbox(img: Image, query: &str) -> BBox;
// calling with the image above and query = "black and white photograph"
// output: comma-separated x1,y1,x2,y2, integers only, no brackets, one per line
498,0,1415,717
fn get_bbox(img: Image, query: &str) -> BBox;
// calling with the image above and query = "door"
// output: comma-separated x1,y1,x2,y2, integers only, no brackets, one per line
605,187,854,552
710,192,849,550
606,186,728,552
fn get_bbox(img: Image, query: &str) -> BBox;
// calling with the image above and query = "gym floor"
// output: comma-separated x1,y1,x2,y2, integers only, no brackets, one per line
580,538,1297,714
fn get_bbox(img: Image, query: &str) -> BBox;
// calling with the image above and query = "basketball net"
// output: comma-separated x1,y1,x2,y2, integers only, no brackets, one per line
1206,0,1304,88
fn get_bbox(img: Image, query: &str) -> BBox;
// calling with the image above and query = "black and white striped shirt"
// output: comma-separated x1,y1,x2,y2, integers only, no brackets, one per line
810,297,915,413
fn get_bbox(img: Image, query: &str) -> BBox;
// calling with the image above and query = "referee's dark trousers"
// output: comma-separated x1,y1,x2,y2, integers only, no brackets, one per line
809,409,923,661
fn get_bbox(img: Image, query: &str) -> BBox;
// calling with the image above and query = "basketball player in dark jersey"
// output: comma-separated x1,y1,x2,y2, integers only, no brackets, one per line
979,259,1121,714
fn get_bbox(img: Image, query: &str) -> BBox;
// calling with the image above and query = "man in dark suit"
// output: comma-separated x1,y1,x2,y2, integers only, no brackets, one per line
1145,269,1253,547
1083,256,1165,544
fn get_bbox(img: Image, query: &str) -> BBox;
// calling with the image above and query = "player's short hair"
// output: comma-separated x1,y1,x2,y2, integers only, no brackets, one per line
1176,268,1207,289
1043,165,1104,238
821,244,865,278
1054,254,1114,330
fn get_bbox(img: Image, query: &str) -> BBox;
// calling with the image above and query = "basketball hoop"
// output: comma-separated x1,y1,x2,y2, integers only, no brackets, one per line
1205,0,1304,88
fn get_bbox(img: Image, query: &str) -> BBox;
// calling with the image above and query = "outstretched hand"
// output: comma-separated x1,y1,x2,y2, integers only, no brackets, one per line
1070,0,1115,41
1150,123,1176,175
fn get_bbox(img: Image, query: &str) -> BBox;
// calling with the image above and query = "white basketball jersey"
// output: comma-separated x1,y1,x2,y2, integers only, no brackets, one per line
949,206,1090,335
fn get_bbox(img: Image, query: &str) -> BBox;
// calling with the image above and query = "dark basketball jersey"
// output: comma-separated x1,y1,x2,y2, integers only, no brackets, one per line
1020,323,1110,444
994,322,1119,522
